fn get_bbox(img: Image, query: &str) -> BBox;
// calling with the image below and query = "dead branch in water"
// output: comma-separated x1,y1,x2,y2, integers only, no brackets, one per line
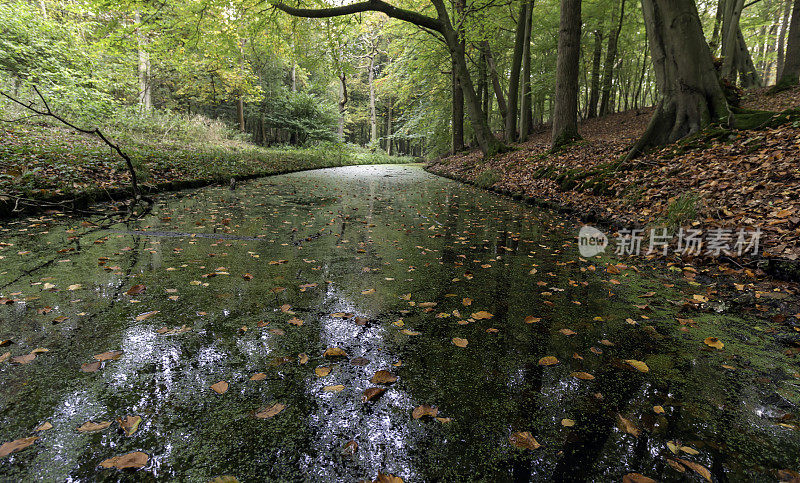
0,86,153,216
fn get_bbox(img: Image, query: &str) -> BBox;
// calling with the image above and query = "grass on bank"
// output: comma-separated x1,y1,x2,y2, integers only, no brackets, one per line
0,106,411,202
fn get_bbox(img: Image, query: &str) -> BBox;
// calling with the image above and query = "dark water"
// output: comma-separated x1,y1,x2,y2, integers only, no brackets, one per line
0,165,797,482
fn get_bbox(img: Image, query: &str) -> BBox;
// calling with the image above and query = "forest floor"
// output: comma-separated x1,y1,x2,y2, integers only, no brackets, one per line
0,122,409,217
427,86,800,268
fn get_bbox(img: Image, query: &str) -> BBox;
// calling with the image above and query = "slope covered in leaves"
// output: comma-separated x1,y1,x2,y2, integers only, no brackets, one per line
428,87,800,261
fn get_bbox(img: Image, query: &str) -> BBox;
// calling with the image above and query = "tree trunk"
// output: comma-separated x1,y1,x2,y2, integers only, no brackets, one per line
777,0,800,87
711,0,725,54
587,30,603,118
600,0,625,117
551,0,582,151
484,41,508,121
369,54,377,146
451,62,465,152
505,0,530,142
134,11,151,114
519,0,534,142
628,0,731,159
338,73,348,142
721,0,761,86
387,98,393,155
777,0,793,79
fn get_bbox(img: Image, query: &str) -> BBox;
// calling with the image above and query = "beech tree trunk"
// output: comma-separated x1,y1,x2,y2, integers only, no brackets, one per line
452,64,464,152
777,0,793,79
587,30,603,119
777,0,800,87
600,0,625,116
368,54,377,146
505,0,530,142
134,11,151,114
338,73,347,142
484,41,508,121
628,0,731,159
550,0,582,151
387,97,393,155
519,0,534,142
721,0,761,87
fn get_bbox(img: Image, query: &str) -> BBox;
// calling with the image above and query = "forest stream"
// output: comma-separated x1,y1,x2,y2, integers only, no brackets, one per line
0,165,798,482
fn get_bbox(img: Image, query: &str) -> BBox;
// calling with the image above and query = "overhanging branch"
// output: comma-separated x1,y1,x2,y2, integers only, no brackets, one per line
270,0,444,33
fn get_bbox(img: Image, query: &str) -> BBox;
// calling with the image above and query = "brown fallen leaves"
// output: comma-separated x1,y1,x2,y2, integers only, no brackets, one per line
509,431,541,450
616,414,640,437
571,372,595,380
538,356,559,366
77,421,112,432
126,284,146,296
315,366,332,377
118,416,142,437
624,359,650,372
704,337,724,350
471,311,493,320
256,403,286,419
0,436,37,458
370,370,397,384
210,381,229,394
324,347,347,357
412,405,439,419
452,337,468,348
99,451,149,470
94,350,123,361
362,387,386,402
622,474,656,483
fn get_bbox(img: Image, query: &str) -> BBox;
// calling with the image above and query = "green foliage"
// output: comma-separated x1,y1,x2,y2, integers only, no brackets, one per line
660,193,701,229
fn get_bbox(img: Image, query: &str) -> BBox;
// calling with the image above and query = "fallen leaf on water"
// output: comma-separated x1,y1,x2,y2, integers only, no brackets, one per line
436,417,452,423
370,370,398,384
351,357,370,366
250,373,267,381
341,440,358,456
538,356,559,366
616,414,640,437
255,403,286,419
622,473,656,483
126,284,146,296
242,273,253,281
571,372,595,380
362,387,386,402
324,347,347,357
452,337,468,348
704,337,724,350
68,284,82,291
412,405,439,419
693,294,709,303
211,381,229,394
323,385,345,392
77,421,112,432
11,353,36,364
462,298,472,306
298,353,309,364
287,317,303,326
624,359,650,372
117,416,142,437
35,422,53,432
134,311,159,321
315,366,332,377
680,446,699,455
561,418,575,427
81,361,101,372
0,437,37,457
99,451,149,470
559,328,577,336
653,405,665,414
471,311,493,320
361,288,376,295
94,350,123,362
677,458,711,481
374,473,403,483
524,316,541,323
0,352,9,363
509,431,541,450
401,329,421,336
